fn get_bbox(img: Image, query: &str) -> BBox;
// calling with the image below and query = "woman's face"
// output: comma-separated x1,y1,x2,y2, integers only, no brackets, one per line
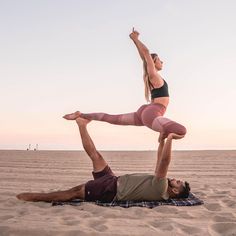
154,56,163,71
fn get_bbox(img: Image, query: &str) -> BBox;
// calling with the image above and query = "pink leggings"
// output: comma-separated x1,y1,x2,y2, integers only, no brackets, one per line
80,103,186,137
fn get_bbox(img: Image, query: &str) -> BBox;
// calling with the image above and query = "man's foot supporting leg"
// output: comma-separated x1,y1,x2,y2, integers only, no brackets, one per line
76,117,108,172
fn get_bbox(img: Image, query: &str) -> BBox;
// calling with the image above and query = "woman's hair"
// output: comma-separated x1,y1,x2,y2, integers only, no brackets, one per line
143,53,158,102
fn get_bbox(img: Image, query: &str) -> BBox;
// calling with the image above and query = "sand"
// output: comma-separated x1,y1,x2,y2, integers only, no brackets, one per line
0,150,236,236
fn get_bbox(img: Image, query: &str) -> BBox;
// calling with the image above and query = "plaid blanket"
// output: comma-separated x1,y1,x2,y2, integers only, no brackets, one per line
52,192,203,208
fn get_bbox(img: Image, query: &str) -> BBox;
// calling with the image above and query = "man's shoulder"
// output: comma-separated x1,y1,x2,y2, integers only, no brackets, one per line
120,173,153,177
153,176,168,187
153,177,169,200
154,176,168,181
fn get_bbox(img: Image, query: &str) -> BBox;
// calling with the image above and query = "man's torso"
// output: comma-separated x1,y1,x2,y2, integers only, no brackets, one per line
116,173,169,201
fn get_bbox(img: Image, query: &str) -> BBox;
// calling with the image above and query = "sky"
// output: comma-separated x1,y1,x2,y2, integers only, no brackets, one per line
0,0,236,150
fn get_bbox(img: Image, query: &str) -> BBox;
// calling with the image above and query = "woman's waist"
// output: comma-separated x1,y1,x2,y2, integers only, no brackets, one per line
151,97,169,108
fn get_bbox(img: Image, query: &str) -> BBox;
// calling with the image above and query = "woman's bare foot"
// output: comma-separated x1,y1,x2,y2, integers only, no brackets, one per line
63,111,81,120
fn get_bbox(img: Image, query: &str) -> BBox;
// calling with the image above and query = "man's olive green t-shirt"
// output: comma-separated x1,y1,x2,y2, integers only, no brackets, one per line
116,173,169,201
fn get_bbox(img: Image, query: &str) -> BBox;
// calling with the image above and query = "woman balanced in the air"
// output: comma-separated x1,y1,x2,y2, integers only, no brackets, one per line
64,28,186,140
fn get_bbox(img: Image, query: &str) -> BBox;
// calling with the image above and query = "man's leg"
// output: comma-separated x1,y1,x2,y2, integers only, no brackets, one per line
76,118,108,172
16,184,85,202
16,118,108,202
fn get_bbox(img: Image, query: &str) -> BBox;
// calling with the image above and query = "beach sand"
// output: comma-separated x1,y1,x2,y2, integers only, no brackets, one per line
0,150,236,236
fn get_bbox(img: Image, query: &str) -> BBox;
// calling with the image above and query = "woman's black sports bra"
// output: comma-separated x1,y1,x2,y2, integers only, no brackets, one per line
149,79,169,99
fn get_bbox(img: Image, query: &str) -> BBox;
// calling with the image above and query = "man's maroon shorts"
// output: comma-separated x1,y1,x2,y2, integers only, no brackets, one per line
84,165,118,202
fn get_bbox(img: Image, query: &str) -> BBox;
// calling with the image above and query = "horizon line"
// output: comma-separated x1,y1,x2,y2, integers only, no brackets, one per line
1,149,236,152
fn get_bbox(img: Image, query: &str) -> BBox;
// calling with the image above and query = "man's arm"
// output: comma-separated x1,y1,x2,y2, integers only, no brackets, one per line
155,139,165,174
155,133,185,179
155,135,173,179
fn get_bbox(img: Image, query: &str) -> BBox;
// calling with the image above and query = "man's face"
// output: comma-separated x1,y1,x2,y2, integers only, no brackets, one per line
168,178,184,193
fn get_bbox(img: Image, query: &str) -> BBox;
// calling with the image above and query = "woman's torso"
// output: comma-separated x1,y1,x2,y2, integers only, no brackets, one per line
149,79,169,107
152,97,169,107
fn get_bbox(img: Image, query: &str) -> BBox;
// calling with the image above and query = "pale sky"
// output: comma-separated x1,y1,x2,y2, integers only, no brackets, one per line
1,0,236,150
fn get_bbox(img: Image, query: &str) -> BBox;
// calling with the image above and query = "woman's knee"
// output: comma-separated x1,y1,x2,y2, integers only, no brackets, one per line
164,122,187,136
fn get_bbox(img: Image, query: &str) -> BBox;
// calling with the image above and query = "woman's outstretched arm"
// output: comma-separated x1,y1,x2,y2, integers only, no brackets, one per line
130,29,145,61
130,28,149,61
130,28,161,83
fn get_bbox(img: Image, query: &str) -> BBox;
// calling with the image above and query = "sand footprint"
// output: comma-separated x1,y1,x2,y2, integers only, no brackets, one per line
0,226,10,236
16,208,30,217
148,221,174,231
153,206,179,213
204,202,222,212
0,215,14,221
214,190,231,194
179,224,202,235
209,222,236,236
5,198,19,207
177,211,194,219
88,219,108,232
50,207,65,214
60,215,80,226
213,214,236,223
223,199,236,208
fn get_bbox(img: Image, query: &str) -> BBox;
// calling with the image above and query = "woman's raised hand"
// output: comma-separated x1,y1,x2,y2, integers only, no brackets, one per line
129,27,139,40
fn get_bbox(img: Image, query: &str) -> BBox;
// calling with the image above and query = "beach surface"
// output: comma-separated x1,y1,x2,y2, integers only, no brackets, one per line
0,150,236,236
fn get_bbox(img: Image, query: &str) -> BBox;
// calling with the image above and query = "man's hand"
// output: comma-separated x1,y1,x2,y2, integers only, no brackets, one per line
167,133,185,140
76,117,91,126
158,132,166,143
129,27,139,41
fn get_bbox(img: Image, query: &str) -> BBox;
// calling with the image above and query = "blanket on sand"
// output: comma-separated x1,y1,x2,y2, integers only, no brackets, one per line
52,192,203,209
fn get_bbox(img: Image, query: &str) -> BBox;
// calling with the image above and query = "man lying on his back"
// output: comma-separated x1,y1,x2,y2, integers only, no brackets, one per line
17,118,190,203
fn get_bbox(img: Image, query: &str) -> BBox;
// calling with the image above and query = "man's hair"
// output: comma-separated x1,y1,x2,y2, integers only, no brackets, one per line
176,181,191,198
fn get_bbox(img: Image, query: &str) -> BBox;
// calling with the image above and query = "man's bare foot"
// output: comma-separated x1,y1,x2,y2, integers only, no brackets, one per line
76,117,91,126
63,111,81,120
16,193,34,201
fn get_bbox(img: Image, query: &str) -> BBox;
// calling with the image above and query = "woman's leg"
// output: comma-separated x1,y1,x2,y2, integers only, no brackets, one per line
81,112,144,126
139,104,187,137
64,105,148,126
63,104,186,137
152,116,187,137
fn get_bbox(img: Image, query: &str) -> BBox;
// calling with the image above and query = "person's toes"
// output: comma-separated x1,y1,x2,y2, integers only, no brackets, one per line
63,111,81,120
